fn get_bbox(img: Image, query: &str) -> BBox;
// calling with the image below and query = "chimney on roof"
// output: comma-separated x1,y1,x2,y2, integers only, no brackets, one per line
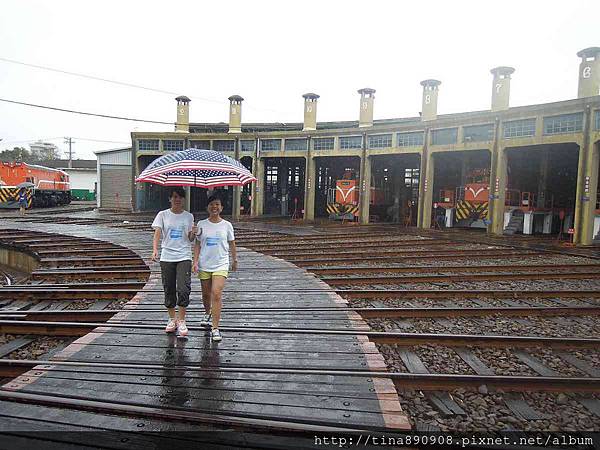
577,47,600,98
175,96,191,133
302,93,319,131
228,95,244,133
490,66,515,111
358,88,375,128
420,79,441,121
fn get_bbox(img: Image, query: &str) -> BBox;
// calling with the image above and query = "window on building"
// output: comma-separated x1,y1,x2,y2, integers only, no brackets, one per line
162,140,184,151
431,128,458,145
284,138,308,151
266,166,278,194
189,140,211,149
339,136,362,149
261,139,281,151
595,110,600,131
287,166,301,188
503,118,536,138
138,139,159,151
463,124,494,142
241,140,256,152
368,134,393,149
397,131,424,147
213,140,235,152
404,168,420,188
543,113,584,135
313,138,335,150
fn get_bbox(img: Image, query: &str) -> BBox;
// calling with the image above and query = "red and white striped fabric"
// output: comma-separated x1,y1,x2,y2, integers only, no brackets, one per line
135,149,256,188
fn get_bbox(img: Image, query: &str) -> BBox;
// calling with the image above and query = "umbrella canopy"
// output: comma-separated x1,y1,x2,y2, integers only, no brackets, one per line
135,149,257,188
16,182,35,189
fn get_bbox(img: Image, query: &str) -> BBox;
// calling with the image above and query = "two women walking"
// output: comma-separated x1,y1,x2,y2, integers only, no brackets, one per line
152,189,236,341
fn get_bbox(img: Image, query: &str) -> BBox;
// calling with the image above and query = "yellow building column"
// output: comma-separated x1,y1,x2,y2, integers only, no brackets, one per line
416,129,430,228
418,150,435,229
232,138,241,221
304,154,316,221
359,151,372,225
489,146,509,236
574,106,598,245
252,155,265,217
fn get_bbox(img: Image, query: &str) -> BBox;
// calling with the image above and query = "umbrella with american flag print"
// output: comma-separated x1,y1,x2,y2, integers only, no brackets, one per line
135,149,257,188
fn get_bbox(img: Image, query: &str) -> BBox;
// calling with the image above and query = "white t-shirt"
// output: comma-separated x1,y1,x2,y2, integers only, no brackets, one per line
151,209,195,262
197,218,235,272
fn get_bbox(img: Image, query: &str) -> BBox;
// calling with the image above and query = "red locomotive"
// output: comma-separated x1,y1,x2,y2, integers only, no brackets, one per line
0,162,71,208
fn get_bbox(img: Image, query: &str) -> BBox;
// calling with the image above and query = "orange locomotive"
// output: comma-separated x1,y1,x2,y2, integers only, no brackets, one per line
326,169,386,220
0,162,71,208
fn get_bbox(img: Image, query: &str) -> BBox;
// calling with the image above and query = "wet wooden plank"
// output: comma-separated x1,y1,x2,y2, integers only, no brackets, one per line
12,380,389,428
0,222,406,432
40,370,380,397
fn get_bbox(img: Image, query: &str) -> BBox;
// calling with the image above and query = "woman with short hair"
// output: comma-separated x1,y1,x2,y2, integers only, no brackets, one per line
192,194,237,342
151,187,197,337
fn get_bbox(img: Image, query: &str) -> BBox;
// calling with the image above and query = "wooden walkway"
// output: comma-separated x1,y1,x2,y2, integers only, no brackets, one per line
0,221,409,447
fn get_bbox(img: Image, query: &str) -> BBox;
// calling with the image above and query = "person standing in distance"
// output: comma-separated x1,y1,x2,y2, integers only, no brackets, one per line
18,189,28,216
151,187,197,337
192,194,237,342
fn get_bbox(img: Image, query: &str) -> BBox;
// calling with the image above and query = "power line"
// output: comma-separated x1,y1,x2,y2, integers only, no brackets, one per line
0,98,175,125
0,56,224,105
1,137,130,145
0,56,297,116
72,137,130,144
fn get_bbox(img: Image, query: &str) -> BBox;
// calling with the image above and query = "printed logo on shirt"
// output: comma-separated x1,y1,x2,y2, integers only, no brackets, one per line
206,237,220,247
169,228,183,239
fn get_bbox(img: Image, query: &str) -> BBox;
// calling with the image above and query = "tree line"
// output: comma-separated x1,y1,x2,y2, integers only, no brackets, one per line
0,146,61,163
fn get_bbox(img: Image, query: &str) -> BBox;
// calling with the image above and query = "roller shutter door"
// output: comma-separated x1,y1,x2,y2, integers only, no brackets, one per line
100,165,131,209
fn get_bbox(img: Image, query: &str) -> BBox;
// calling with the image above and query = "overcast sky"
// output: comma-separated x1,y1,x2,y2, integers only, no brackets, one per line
1,0,598,160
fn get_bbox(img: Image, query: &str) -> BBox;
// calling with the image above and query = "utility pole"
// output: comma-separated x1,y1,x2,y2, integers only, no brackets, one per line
63,137,75,168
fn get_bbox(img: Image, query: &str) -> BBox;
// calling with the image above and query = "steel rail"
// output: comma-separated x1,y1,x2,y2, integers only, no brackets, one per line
0,320,597,348
285,249,541,262
336,288,600,299
24,242,118,249
0,288,139,300
31,269,150,281
307,263,600,275
1,359,598,392
234,231,406,243
33,265,149,273
246,240,455,252
0,281,145,291
39,257,145,267
2,306,599,321
320,271,600,285
269,247,503,258
34,249,134,256
0,390,376,434
240,238,441,249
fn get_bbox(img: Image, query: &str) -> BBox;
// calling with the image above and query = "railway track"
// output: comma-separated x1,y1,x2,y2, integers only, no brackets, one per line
0,228,149,382
236,224,600,431
2,218,599,434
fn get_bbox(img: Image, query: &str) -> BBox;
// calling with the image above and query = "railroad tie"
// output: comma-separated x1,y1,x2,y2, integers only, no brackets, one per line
396,348,466,417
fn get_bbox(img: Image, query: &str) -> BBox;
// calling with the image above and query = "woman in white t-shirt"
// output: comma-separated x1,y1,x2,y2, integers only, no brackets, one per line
192,194,237,342
151,187,197,337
